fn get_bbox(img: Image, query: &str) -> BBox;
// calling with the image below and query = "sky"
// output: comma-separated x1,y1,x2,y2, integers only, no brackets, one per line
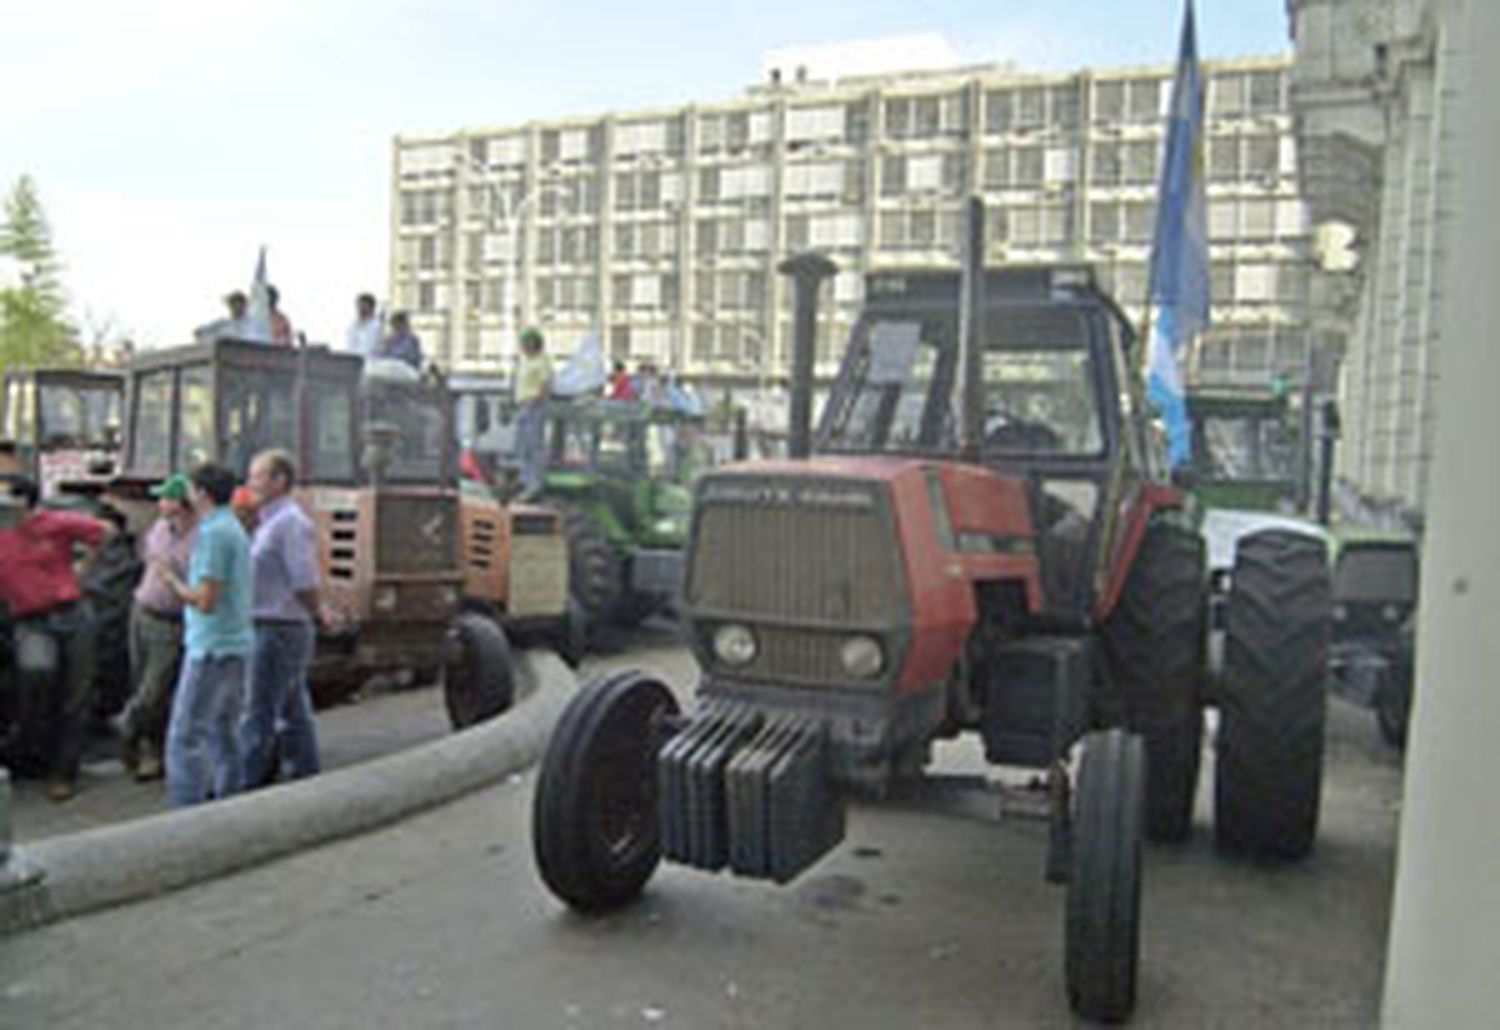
0,1,1290,352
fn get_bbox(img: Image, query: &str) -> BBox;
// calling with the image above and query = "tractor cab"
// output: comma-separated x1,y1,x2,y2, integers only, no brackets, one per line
0,368,124,500
811,265,1152,620
1186,389,1301,512
116,339,567,726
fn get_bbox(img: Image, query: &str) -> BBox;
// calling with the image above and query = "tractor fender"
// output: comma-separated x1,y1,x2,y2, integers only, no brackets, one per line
1201,508,1330,574
1094,482,1186,621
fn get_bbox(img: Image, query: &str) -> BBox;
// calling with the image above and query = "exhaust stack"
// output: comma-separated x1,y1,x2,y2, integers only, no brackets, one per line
958,196,986,461
777,252,838,460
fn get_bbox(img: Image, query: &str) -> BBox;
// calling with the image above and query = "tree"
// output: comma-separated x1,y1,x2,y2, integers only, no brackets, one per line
0,175,79,369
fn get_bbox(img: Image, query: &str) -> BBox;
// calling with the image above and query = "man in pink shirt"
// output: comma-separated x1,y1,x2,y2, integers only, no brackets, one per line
119,474,198,781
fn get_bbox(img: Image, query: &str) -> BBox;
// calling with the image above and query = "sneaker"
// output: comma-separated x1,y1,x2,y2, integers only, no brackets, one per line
47,777,77,803
135,753,164,782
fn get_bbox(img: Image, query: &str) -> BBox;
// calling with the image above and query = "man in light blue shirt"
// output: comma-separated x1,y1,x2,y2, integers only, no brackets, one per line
158,463,253,806
239,448,322,787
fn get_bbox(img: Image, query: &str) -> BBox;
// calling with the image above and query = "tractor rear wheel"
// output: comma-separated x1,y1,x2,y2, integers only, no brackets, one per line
440,612,516,730
533,671,679,913
1065,728,1146,1025
1215,530,1331,860
561,506,625,630
1103,519,1206,842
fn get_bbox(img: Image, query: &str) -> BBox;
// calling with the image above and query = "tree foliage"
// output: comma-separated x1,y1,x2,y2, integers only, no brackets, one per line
0,175,79,370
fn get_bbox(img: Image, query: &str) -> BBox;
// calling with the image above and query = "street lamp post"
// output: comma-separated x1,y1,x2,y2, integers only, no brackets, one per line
453,150,572,366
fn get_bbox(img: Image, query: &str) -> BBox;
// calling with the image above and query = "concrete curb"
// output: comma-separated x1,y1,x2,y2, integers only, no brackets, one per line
0,649,576,935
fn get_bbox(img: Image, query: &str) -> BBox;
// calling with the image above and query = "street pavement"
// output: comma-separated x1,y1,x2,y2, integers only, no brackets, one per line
2,633,1404,1028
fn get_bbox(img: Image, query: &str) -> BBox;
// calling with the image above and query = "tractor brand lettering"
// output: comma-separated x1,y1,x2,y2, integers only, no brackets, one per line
702,481,875,510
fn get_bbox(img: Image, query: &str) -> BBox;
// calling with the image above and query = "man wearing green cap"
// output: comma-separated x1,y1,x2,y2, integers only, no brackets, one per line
514,327,552,500
118,473,198,780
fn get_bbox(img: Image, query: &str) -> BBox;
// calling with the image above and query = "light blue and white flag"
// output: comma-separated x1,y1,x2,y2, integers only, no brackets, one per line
1147,1,1210,468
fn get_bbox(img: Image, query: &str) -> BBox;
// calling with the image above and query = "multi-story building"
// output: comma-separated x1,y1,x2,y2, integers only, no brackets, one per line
391,52,1311,399
1288,0,1457,513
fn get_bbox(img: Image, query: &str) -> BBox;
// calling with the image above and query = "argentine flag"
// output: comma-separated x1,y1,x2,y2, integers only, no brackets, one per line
1147,2,1211,468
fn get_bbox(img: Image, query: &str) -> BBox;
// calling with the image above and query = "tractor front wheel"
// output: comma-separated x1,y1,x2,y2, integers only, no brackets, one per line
440,613,516,730
1215,530,1331,860
533,671,679,913
1065,728,1146,1025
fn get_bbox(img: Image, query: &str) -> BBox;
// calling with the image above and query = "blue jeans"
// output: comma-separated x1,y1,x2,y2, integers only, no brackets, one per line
516,402,547,495
165,654,246,807
240,620,321,787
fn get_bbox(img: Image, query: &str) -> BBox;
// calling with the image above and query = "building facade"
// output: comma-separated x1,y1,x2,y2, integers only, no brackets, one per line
391,54,1312,398
1289,0,1458,512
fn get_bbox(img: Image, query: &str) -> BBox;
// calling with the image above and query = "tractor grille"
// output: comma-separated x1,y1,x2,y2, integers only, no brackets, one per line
688,477,904,684
376,494,458,574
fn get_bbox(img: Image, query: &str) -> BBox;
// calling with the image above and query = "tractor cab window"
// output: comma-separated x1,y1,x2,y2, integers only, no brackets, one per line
980,309,1104,457
552,412,650,474
37,382,120,449
176,365,214,470
222,368,299,476
3,378,34,442
1196,412,1297,482
132,370,174,476
364,382,447,483
309,383,357,482
821,317,954,452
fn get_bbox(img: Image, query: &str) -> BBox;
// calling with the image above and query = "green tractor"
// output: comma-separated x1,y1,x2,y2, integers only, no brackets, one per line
1188,388,1419,748
536,398,708,635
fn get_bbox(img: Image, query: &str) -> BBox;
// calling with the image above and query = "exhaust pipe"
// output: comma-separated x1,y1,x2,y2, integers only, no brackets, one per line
777,252,838,460
958,196,986,461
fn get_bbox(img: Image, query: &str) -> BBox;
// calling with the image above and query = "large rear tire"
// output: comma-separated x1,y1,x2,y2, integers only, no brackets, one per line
561,505,624,631
533,671,679,913
1103,520,1206,842
1215,530,1331,860
1065,729,1146,1025
440,612,515,730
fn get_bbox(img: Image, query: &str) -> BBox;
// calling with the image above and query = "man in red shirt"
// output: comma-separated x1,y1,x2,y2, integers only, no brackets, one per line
0,475,115,800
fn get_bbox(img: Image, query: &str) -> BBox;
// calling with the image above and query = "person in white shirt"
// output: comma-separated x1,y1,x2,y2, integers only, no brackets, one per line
345,293,384,359
195,291,260,345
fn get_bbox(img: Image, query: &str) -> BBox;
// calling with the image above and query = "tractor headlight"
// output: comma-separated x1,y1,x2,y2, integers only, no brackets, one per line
840,635,885,679
713,624,758,667
1332,603,1348,623
374,585,399,613
1381,603,1403,622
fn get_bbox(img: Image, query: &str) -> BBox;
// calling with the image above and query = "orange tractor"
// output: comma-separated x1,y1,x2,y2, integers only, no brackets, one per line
112,339,572,729
531,201,1331,1022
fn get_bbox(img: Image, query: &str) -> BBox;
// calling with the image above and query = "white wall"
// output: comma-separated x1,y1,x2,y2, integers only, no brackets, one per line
1381,0,1500,1024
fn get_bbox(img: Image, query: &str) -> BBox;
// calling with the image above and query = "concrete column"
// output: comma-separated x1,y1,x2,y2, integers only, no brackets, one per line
1381,0,1500,1024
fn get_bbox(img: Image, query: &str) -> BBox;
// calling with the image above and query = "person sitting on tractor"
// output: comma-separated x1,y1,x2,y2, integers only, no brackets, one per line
0,474,115,801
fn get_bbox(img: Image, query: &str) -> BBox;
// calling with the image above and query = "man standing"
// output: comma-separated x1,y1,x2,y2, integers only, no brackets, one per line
239,448,321,788
158,464,253,807
0,475,114,801
267,285,294,346
345,293,383,359
118,474,197,782
380,310,424,370
514,327,552,501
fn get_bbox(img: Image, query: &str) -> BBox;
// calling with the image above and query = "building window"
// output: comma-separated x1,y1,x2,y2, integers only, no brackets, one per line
1123,201,1155,243
1013,147,1044,188
1123,141,1158,184
913,96,941,138
698,167,720,202
985,90,1012,134
418,282,436,314
983,148,1009,189
1090,202,1120,244
1208,137,1239,182
1091,142,1122,185
1016,87,1045,128
1094,81,1125,122
1249,70,1283,114
885,98,911,139
1244,135,1280,179
881,154,907,196
1127,79,1161,122
1211,74,1246,117
614,224,635,259
846,100,872,144
1052,85,1081,130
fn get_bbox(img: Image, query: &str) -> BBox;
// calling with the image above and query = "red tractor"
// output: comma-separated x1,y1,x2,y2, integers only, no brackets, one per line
530,202,1330,1023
